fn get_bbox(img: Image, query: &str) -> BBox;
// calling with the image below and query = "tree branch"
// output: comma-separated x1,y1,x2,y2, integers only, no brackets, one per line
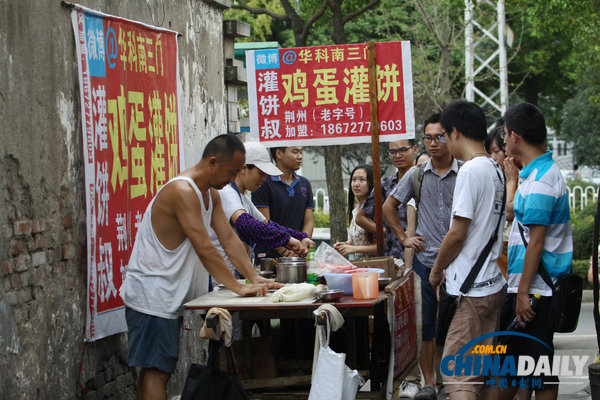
232,0,288,21
342,0,381,24
299,0,330,44
413,0,444,47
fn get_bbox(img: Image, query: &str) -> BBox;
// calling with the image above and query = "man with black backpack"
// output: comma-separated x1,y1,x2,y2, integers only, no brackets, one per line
496,103,574,400
383,113,460,400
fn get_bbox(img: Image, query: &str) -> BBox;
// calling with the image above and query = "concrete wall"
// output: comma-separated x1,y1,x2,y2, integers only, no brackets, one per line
0,0,229,398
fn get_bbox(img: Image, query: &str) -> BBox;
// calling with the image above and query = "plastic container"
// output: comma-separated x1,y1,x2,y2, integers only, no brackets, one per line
352,270,379,300
324,273,353,294
324,268,384,295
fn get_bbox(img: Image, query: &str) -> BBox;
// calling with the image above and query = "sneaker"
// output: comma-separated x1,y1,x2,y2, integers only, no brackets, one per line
413,384,437,400
397,381,420,398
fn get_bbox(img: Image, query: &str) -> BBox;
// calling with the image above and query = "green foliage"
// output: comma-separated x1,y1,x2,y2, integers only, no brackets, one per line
516,0,600,86
571,202,597,260
506,0,600,132
572,259,592,290
225,1,286,42
560,83,600,168
313,210,330,228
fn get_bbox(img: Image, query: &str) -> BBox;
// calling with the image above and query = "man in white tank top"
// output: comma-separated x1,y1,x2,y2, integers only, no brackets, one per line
120,134,280,399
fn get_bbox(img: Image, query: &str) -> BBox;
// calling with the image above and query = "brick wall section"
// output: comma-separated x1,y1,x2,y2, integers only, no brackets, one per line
2,219,46,322
2,213,138,399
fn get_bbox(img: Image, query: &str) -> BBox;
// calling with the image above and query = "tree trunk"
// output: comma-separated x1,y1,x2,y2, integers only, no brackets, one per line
327,1,347,245
324,145,347,243
331,0,346,44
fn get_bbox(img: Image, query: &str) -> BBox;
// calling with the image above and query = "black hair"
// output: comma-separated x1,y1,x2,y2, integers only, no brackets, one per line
269,147,286,161
347,164,374,223
503,102,547,145
415,150,430,165
485,117,505,153
441,100,487,142
201,134,245,162
246,164,256,170
423,113,441,133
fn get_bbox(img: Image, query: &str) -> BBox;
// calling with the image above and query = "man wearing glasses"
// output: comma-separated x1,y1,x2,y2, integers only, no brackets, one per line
383,113,460,400
355,139,417,263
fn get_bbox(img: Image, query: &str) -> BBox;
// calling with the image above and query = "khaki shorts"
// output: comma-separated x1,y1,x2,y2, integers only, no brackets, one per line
441,288,506,395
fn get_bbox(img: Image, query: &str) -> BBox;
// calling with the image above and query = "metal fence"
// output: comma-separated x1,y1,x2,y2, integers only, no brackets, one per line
568,185,599,210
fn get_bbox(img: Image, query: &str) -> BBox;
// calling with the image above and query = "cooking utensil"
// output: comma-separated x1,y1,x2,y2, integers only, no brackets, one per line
276,258,307,283
315,289,343,302
259,258,275,273
258,270,274,279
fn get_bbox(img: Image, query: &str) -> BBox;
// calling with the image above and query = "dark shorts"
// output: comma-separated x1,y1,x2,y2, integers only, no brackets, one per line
499,293,558,389
125,307,182,374
413,257,437,342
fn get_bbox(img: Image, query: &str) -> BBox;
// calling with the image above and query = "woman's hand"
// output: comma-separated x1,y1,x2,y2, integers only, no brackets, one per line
333,241,354,256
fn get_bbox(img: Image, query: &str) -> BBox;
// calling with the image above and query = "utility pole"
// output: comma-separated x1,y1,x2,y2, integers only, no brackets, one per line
465,0,509,116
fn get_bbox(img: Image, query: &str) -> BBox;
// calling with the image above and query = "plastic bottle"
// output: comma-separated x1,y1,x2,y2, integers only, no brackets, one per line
306,244,316,261
506,293,542,330
306,245,320,284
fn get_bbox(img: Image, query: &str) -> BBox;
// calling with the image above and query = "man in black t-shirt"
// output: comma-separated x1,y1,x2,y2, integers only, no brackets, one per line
252,146,314,260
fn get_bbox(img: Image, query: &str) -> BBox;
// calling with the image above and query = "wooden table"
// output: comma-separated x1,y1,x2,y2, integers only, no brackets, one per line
184,288,392,397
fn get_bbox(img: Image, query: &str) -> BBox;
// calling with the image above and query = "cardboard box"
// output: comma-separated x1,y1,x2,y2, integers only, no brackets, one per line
352,256,395,278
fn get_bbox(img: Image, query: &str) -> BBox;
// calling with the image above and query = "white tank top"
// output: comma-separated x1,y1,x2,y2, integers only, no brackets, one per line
120,177,212,319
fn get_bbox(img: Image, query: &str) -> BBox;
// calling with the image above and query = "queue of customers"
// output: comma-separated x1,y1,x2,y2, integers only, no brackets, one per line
119,100,572,400
342,102,572,400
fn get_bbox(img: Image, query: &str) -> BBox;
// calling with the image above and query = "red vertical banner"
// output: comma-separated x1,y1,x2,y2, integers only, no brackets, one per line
246,41,415,147
71,5,182,341
393,270,418,380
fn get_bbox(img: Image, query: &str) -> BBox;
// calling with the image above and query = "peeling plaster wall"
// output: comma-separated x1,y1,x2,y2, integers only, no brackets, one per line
0,0,227,398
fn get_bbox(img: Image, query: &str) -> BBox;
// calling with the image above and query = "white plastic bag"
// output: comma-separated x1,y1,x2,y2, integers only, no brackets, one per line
309,312,364,400
314,242,355,273
309,315,345,400
342,367,364,400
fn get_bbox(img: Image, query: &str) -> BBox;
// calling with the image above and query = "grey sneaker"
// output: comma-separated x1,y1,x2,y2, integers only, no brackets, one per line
413,384,437,400
397,381,420,398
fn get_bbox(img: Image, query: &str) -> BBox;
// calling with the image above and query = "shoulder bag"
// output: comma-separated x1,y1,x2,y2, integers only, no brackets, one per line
516,222,582,333
436,161,505,346
181,340,249,400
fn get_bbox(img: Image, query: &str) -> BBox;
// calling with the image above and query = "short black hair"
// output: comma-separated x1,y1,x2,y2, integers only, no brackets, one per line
269,147,286,161
441,100,487,141
423,113,441,133
201,134,245,162
503,102,547,145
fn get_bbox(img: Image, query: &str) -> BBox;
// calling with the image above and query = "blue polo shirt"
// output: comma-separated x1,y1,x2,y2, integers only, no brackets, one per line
251,173,314,258
507,151,573,296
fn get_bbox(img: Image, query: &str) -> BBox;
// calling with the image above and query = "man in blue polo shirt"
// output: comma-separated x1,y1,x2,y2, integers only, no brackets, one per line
498,102,573,400
252,146,314,260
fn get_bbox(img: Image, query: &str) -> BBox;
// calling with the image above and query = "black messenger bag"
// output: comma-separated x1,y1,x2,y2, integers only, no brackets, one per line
517,222,582,333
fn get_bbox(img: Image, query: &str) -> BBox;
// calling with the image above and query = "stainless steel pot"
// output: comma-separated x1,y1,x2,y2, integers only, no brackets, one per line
259,258,275,273
275,258,307,283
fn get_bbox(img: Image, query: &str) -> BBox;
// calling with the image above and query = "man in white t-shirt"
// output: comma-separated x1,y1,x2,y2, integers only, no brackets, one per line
429,100,506,400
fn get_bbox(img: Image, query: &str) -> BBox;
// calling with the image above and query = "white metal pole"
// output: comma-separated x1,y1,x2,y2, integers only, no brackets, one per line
498,0,508,112
465,0,475,102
